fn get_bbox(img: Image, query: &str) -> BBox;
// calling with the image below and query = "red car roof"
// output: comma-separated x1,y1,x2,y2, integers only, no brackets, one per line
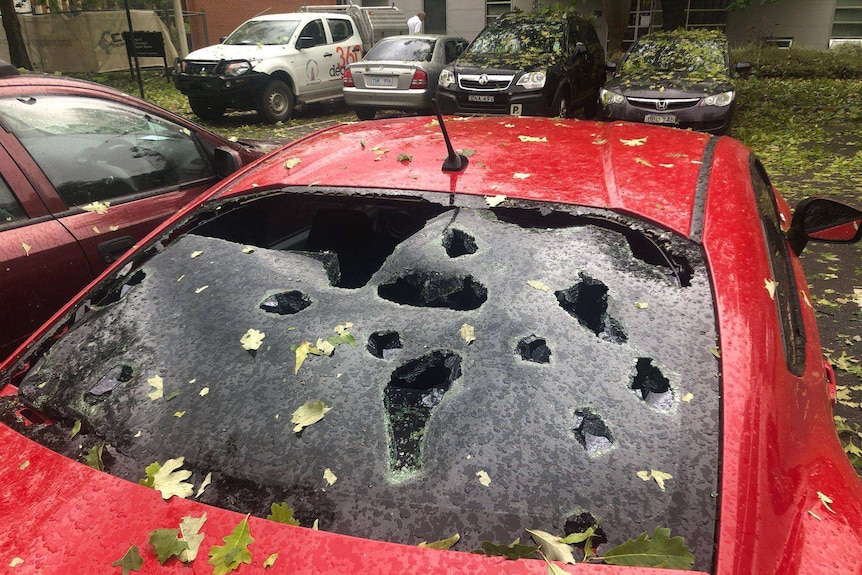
219,116,714,239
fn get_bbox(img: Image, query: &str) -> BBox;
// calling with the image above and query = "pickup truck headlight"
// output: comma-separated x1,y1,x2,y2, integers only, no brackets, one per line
174,59,187,74
439,68,455,89
701,91,735,107
224,61,252,77
600,88,625,106
516,71,546,90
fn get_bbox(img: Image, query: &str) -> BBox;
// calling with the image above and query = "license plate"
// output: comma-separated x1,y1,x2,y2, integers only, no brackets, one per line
369,76,394,87
468,94,495,103
645,114,677,124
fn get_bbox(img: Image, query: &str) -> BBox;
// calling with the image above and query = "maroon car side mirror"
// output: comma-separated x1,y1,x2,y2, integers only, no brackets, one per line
788,197,862,255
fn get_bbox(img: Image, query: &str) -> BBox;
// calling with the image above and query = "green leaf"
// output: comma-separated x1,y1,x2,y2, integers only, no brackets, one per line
208,515,254,575
419,533,460,550
149,529,189,565
291,400,332,433
84,442,105,471
528,529,576,565
111,545,144,574
559,525,596,544
601,527,694,569
71,420,81,439
479,540,538,560
267,502,300,526
397,154,413,162
139,461,160,487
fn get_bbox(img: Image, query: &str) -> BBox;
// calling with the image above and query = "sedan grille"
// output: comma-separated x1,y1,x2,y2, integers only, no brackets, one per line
458,74,513,91
626,97,701,111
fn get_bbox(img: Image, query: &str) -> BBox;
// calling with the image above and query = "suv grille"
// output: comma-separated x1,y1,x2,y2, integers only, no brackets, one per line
186,61,219,75
458,74,513,91
626,97,701,111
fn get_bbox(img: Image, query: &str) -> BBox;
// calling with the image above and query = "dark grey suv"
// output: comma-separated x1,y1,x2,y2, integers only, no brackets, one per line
436,10,605,118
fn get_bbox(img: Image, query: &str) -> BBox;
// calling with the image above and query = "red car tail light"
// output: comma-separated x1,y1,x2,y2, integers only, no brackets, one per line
343,68,355,88
410,69,428,90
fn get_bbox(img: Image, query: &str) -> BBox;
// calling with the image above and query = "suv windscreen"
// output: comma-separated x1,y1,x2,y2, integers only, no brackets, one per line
224,20,300,45
5,189,720,571
366,38,435,62
462,18,565,66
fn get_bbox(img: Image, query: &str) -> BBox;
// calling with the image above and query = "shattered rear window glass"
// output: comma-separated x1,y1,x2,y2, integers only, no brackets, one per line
5,189,720,571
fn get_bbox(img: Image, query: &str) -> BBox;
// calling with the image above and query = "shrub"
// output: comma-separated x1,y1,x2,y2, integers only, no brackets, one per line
732,44,862,79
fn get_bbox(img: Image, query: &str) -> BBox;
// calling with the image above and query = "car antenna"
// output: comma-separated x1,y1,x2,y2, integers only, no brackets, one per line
432,99,468,172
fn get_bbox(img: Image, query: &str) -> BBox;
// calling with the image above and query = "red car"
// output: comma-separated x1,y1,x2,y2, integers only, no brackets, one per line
0,63,262,359
1,116,861,575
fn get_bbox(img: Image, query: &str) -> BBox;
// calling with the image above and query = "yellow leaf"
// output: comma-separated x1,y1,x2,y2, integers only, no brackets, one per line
518,135,548,143
152,457,194,499
817,491,836,514
291,400,332,432
295,341,324,374
92,226,100,234
635,157,654,168
81,201,110,214
681,392,694,402
190,250,204,258
19,460,29,470
194,285,209,294
9,558,24,567
527,280,550,292
263,553,278,568
460,324,476,345
513,172,531,179
174,411,186,418
109,225,120,231
633,301,649,309
284,157,301,170
240,328,266,351
200,387,209,397
323,468,337,485
21,242,31,256
764,278,778,300
147,375,164,400
637,469,672,491
486,195,507,207
334,322,354,336
196,472,212,498
620,137,647,146
242,246,255,254
476,470,491,486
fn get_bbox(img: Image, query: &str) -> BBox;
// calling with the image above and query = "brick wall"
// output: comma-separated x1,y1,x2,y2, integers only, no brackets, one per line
185,0,307,50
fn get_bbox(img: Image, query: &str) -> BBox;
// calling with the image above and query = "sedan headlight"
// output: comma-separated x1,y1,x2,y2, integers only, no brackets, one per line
224,61,252,77
599,88,625,106
439,68,455,89
516,71,546,90
701,91,735,107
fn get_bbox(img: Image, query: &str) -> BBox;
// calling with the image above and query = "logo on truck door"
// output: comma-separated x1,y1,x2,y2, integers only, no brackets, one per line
306,59,320,82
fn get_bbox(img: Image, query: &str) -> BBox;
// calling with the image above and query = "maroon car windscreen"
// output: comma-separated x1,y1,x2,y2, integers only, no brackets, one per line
7,189,721,571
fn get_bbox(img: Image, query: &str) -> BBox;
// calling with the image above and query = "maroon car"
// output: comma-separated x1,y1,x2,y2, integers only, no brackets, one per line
0,63,262,359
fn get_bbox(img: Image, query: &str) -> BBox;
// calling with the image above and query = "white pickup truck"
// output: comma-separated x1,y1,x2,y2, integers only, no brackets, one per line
173,6,407,123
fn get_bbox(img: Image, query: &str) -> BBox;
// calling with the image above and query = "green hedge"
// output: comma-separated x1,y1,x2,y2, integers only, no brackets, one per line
732,44,862,79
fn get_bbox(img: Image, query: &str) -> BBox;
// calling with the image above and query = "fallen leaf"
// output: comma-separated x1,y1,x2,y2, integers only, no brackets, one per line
150,529,188,564
196,472,212,498
460,324,476,345
808,509,822,521
263,553,278,568
324,468,338,485
92,226,100,234
476,470,491,486
312,519,319,530
242,246,255,254
174,411,186,418
764,278,778,299
208,516,254,575
267,502,300,526
544,557,571,575
179,513,207,562
165,390,180,401
21,242,31,255
518,135,547,142
19,460,29,470
710,347,721,358
148,375,164,400
360,139,367,149
601,527,694,569
635,157,654,168
480,539,538,559
460,148,476,157
528,280,550,292
240,328,266,351
620,137,647,146
486,195,507,207
633,301,649,309
527,529,576,565
71,420,82,439
681,392,694,402
284,158,301,170
9,558,24,568
111,546,143,574
637,469,672,491
190,250,204,259
200,387,210,397
81,201,110,214
592,137,608,145
659,163,674,168
292,400,332,432
513,172,531,179
419,533,460,550
397,154,413,162
194,285,209,294
294,341,324,374
152,457,195,499
817,491,836,514
316,338,336,356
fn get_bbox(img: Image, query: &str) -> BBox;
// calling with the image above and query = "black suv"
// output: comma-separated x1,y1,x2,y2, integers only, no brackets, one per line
436,10,605,118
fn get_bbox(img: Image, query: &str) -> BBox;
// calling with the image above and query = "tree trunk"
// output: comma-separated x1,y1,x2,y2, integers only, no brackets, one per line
0,0,33,69
604,0,630,55
661,0,688,30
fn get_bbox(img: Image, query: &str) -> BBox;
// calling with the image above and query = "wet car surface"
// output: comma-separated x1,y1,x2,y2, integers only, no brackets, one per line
1,116,861,574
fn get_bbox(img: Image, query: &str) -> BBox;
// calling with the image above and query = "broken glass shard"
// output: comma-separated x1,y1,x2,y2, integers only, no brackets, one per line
378,271,487,311
259,291,312,315
555,274,627,343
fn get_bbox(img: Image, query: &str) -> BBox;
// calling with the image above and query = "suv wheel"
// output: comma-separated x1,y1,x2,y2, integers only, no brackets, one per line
257,80,294,124
189,98,226,121
582,90,600,120
354,107,376,121
552,86,571,119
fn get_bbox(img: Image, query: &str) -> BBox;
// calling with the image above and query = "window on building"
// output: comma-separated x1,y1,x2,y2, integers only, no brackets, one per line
832,0,862,40
486,0,511,26
624,0,729,49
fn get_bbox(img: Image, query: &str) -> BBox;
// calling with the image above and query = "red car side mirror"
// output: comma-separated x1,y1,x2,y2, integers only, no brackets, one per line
788,197,862,255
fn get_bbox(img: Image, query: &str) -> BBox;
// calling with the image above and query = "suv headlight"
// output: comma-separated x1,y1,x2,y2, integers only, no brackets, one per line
701,91,734,107
600,88,625,106
516,71,546,90
224,61,252,77
439,68,455,89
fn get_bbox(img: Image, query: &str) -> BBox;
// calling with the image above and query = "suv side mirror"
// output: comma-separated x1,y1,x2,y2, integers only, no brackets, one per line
297,36,315,50
788,197,862,255
573,42,588,57
605,61,617,72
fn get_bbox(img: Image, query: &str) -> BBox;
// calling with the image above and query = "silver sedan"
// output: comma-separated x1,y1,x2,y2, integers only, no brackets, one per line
343,34,467,120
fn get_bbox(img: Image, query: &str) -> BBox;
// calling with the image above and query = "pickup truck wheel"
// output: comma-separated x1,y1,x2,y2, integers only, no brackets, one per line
257,80,294,124
354,107,376,121
188,98,225,121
